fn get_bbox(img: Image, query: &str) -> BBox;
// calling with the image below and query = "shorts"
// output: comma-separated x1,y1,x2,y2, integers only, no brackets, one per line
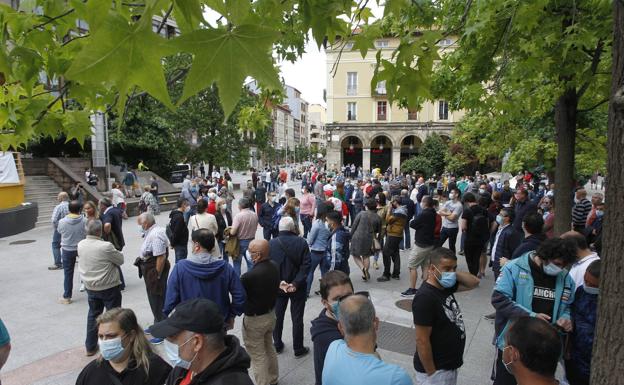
409,244,434,269
415,369,458,385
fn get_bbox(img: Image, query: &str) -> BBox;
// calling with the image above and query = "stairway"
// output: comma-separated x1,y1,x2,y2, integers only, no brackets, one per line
24,175,64,227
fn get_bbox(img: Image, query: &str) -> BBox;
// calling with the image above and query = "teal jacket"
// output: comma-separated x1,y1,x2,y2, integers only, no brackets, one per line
491,251,575,350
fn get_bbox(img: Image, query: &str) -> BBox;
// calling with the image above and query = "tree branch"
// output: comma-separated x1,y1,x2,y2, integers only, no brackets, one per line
578,98,609,113
28,9,75,33
32,85,70,126
577,39,604,99
61,34,90,47
156,3,174,34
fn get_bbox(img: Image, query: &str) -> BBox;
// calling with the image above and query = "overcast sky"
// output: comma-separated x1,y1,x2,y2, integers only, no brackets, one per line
204,4,384,107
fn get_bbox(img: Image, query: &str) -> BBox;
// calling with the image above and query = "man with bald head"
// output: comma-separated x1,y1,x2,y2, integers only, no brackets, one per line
241,239,281,385
323,294,412,385
49,191,70,270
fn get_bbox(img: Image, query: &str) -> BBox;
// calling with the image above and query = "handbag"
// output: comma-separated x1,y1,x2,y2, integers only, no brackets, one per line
372,237,382,252
224,228,240,260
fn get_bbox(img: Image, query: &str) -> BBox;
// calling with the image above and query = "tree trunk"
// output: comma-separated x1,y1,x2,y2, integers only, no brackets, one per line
591,1,624,383
553,88,577,236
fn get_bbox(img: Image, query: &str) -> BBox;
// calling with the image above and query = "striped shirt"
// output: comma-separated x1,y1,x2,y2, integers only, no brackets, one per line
572,198,592,227
51,201,69,228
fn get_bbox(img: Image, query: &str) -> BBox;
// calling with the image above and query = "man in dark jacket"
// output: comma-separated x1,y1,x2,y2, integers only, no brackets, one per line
344,180,355,226
310,271,353,385
402,196,436,296
512,189,537,232
163,229,245,328
269,217,311,357
254,183,267,214
510,212,545,259
399,189,415,250
490,208,522,280
169,198,190,262
150,298,254,385
258,192,279,241
461,192,491,276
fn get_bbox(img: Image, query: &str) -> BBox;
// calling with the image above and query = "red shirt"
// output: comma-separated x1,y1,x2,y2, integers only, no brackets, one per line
207,200,217,215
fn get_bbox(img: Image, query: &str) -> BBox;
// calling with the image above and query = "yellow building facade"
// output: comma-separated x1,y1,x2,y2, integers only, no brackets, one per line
325,37,464,174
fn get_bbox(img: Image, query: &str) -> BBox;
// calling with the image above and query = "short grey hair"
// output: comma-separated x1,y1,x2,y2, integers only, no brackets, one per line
278,216,296,232
139,212,156,227
338,295,376,337
86,219,103,236
401,189,408,196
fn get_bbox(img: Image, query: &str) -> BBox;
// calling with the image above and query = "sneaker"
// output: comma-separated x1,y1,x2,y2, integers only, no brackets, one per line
401,288,418,297
314,290,321,296
377,275,390,282
483,312,496,320
149,337,164,345
79,283,85,292
274,344,284,354
48,265,62,270
144,327,151,335
58,297,72,305
391,275,400,280
458,250,464,256
294,347,310,358
373,261,379,270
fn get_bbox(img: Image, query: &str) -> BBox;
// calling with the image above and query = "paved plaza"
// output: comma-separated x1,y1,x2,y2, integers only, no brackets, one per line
0,181,499,385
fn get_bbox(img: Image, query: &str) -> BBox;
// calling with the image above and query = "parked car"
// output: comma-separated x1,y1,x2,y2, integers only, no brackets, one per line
170,163,191,184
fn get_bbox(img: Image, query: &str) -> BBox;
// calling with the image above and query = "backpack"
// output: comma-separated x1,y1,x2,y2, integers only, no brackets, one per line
469,208,490,243
138,197,148,213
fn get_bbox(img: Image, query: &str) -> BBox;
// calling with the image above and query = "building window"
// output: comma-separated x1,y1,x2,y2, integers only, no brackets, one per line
347,72,357,96
408,108,418,120
347,102,357,121
375,40,389,48
377,101,387,121
375,81,386,95
438,101,449,120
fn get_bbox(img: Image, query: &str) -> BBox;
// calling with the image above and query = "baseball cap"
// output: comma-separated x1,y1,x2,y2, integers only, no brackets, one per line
149,298,224,338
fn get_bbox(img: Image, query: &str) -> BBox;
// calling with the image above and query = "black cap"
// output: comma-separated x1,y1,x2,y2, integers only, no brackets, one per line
149,298,224,338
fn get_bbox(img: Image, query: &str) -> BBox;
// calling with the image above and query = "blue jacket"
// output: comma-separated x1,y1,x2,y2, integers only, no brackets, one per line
570,286,598,378
307,219,331,252
326,226,350,271
491,252,575,350
258,202,278,228
163,259,246,321
491,224,522,262
269,231,311,292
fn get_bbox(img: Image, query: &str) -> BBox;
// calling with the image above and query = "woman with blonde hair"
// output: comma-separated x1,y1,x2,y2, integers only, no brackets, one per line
282,197,301,235
83,200,99,221
76,308,170,385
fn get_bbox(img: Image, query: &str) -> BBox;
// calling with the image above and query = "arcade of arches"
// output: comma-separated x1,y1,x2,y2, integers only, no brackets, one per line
332,132,450,174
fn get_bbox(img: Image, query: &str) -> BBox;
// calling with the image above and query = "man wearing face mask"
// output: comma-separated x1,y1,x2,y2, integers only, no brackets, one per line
490,208,522,280
500,317,562,385
491,237,576,385
151,298,254,385
561,231,600,290
180,180,199,223
412,247,480,385
565,260,600,385
137,213,171,344
240,239,281,385
310,271,354,385
259,192,280,241
436,188,463,255
163,229,245,330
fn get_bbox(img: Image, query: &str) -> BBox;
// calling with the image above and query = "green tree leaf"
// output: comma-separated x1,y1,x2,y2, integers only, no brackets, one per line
64,11,174,116
173,24,281,117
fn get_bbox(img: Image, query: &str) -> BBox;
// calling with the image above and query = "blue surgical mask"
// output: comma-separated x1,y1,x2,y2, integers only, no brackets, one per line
164,336,197,370
583,284,599,295
496,215,504,225
98,336,126,361
433,265,457,288
543,262,563,276
331,301,340,319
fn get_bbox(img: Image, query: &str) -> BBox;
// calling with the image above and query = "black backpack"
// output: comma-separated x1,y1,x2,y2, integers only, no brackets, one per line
469,207,490,242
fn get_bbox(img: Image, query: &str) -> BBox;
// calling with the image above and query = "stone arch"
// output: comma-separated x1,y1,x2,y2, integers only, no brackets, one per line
369,134,395,148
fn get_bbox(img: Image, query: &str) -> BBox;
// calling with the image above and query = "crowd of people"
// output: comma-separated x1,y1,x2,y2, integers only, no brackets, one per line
0,163,606,385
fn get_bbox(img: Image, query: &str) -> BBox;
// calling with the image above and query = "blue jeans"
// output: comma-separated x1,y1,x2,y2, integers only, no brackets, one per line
183,206,197,224
174,245,188,262
85,286,122,351
262,227,275,241
62,249,78,299
307,250,329,295
400,220,411,249
301,215,313,238
231,239,253,276
52,229,62,267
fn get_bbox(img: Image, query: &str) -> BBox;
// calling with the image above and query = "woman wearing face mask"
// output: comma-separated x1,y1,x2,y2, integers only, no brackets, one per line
215,199,233,258
76,308,171,385
491,237,576,385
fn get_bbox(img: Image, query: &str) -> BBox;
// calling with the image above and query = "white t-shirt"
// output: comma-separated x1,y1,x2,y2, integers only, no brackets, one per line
569,252,600,289
111,188,125,205
441,200,463,229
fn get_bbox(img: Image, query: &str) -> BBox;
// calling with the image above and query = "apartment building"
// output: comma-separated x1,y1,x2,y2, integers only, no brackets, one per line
309,104,327,151
325,36,464,174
